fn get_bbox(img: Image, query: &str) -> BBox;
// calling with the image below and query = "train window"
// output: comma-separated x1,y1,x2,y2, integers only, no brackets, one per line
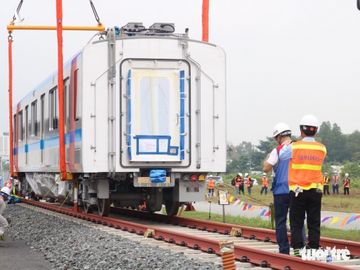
18,111,23,141
64,78,69,128
40,94,45,136
31,100,38,136
13,115,17,143
49,87,58,130
74,69,80,121
25,106,29,140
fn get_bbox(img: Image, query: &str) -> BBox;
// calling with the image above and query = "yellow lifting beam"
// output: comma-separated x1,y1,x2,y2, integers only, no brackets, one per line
7,24,105,32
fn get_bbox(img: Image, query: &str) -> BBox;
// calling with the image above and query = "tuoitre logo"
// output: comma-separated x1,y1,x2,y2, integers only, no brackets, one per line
300,247,350,262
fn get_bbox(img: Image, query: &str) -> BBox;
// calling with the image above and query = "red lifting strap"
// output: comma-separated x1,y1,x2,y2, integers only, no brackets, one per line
8,35,14,177
202,0,209,42
56,0,67,180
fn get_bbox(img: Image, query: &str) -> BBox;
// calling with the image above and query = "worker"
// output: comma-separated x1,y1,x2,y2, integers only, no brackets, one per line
263,122,293,254
207,175,215,198
0,180,12,240
279,114,327,257
260,173,269,195
323,172,330,195
245,173,253,195
232,173,244,196
343,173,350,195
332,173,340,195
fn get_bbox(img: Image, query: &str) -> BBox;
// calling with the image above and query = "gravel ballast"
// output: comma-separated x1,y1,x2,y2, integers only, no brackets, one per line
4,204,220,270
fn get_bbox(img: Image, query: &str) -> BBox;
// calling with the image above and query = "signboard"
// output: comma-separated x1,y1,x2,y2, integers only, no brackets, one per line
218,189,229,205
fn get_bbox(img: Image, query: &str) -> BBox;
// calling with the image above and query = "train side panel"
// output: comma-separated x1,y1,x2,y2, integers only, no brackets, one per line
13,58,84,173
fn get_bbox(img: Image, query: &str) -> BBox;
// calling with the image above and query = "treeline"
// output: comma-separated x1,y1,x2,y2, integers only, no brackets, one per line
227,122,360,178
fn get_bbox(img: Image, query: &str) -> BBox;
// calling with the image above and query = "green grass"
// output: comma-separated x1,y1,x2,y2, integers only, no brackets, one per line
321,227,360,241
181,211,360,242
182,211,272,229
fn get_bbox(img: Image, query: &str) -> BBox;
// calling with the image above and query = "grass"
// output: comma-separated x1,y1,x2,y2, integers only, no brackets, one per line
182,210,272,229
181,211,360,242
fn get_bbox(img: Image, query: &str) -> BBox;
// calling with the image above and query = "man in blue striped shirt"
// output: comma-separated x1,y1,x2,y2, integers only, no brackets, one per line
263,122,292,254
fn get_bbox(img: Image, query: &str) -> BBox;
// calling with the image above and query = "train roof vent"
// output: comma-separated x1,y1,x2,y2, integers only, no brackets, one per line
121,22,146,33
148,23,175,34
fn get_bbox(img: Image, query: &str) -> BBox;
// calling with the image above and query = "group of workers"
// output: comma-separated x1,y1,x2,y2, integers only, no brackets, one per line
323,172,351,195
263,114,327,256
231,173,259,195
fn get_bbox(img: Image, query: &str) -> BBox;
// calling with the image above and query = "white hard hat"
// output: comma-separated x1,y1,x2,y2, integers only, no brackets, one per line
262,172,266,176
245,173,249,177
238,173,243,177
345,173,349,177
272,122,291,138
300,114,319,128
1,187,11,196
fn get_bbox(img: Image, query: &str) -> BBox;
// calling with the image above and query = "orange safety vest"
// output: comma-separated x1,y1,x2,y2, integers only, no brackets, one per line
207,179,215,189
288,140,327,191
262,177,269,187
323,176,330,185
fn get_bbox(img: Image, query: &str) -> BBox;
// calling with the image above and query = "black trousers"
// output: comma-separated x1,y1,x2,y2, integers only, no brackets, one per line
289,189,322,249
323,185,330,195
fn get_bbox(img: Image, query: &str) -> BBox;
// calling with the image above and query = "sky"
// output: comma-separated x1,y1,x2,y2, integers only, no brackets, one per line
0,0,360,145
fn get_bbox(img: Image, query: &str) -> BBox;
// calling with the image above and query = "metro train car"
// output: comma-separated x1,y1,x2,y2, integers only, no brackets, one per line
12,23,226,216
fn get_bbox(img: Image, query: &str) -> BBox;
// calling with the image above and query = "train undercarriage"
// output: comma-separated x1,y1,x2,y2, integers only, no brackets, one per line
19,172,204,217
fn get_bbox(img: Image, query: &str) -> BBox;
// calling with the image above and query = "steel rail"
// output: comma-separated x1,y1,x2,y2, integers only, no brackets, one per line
23,200,353,270
111,207,360,257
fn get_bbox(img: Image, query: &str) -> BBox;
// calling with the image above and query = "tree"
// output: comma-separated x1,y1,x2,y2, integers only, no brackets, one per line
342,161,360,179
345,131,360,161
257,137,277,156
317,122,346,163
226,142,261,173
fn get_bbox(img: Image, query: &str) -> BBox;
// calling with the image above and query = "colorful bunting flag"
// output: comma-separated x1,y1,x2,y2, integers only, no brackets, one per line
229,196,235,203
242,203,248,211
330,217,339,224
321,216,333,223
233,199,240,206
346,215,360,225
340,216,350,227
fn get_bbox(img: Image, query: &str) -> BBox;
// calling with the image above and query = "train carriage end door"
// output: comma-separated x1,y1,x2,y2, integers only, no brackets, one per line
121,59,190,165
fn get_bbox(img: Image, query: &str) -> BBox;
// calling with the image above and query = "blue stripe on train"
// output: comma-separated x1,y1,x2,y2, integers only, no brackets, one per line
13,128,82,155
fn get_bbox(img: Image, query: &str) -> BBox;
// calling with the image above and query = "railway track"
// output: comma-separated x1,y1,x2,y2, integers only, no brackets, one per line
22,199,360,270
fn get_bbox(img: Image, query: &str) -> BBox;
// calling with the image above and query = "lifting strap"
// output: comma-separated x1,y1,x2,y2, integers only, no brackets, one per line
11,0,24,24
202,0,209,42
55,0,67,180
8,33,14,177
89,0,102,26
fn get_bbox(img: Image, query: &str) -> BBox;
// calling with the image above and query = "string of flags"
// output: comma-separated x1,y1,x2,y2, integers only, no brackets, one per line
321,214,360,227
228,196,360,226
231,197,270,217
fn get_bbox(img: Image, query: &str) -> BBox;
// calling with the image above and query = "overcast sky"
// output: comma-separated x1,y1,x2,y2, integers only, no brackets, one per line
1,0,360,145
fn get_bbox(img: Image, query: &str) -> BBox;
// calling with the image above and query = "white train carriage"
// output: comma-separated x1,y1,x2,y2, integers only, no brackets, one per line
13,23,226,215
